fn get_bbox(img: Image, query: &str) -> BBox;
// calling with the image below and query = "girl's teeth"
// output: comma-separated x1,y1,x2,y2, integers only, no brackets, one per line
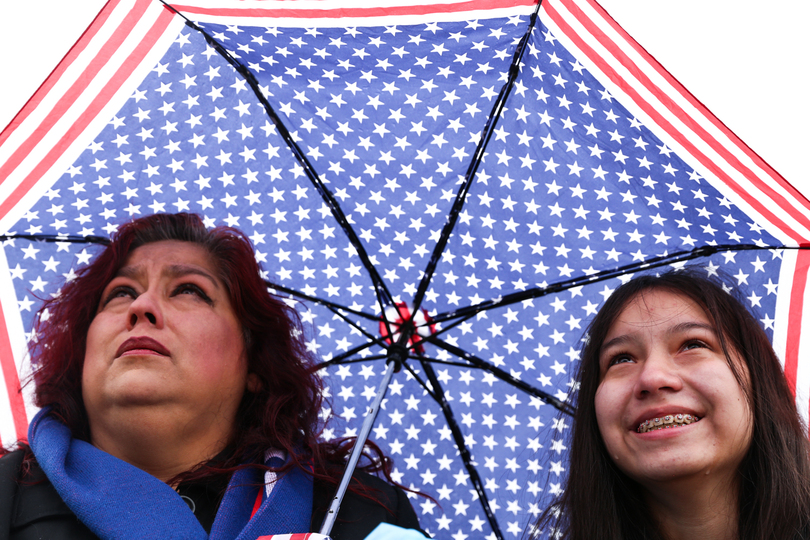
637,414,700,433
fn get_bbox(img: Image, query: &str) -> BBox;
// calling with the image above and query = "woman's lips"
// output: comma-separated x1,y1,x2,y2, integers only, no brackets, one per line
116,336,170,358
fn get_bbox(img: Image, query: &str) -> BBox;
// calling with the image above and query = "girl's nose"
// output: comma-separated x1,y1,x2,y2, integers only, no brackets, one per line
634,351,683,398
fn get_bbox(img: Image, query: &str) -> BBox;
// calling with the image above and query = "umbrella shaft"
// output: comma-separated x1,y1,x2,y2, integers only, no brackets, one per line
319,360,397,536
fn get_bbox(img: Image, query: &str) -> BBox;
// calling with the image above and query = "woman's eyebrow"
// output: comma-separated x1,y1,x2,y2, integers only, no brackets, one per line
114,264,220,289
115,265,142,280
164,264,220,289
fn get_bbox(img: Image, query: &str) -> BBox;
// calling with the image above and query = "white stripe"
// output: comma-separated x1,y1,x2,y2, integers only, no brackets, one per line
795,271,810,429
770,251,810,429
0,246,37,428
179,0,488,7
573,0,795,191
543,1,810,245
263,447,287,497
545,2,798,243
0,0,139,167
0,246,26,444
0,3,185,232
0,364,17,447
772,249,796,372
175,1,536,29
570,0,808,211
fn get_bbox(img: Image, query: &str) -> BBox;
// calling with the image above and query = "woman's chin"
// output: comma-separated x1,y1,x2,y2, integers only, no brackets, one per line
98,371,176,408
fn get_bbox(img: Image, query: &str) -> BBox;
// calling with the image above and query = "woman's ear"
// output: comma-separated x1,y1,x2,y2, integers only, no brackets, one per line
246,373,262,392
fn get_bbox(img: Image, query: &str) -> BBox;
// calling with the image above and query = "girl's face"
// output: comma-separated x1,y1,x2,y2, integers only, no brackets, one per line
594,289,753,489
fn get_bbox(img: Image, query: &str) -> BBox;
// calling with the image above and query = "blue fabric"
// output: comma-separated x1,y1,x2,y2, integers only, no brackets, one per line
28,408,313,540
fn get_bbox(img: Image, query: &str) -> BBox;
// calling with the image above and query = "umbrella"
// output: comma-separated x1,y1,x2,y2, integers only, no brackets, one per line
1,0,809,538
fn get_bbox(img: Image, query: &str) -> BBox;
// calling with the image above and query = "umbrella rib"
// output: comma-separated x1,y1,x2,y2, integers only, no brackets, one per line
317,354,390,369
317,343,391,368
265,280,379,321
407,356,488,369
418,357,506,540
427,336,574,416
319,351,492,371
409,0,544,314
160,1,399,321
0,234,110,245
429,243,783,325
399,359,439,401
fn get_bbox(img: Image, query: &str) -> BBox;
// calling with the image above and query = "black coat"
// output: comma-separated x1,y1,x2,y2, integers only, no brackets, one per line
0,450,425,540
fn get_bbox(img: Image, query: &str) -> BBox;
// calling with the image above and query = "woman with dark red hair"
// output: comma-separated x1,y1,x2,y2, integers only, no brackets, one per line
0,213,425,540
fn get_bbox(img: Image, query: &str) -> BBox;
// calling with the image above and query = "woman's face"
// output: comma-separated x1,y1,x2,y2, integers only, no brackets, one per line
594,289,753,489
83,240,251,445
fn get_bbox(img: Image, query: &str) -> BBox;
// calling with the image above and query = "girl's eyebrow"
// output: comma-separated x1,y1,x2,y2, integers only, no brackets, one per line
599,322,716,354
600,334,633,355
668,321,716,337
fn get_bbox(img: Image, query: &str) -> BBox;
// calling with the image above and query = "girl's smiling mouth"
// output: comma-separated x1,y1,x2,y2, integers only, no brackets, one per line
637,414,701,433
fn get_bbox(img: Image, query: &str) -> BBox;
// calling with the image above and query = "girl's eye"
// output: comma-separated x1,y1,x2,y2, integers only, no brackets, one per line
607,353,634,367
682,339,708,351
173,283,213,304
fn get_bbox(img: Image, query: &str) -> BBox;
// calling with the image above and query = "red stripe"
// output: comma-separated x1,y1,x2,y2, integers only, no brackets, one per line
0,0,154,197
172,0,536,19
0,0,122,147
580,0,810,218
555,0,810,239
545,1,809,244
0,301,28,444
0,4,175,221
783,252,810,396
250,487,263,519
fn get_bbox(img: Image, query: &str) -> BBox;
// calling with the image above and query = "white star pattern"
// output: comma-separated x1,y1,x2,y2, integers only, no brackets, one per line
2,14,782,540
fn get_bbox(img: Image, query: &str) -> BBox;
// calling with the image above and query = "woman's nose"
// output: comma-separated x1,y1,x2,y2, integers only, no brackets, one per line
125,291,163,330
634,352,682,397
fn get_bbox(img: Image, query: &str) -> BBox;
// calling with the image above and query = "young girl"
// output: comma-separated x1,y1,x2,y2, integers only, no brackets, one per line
537,270,810,540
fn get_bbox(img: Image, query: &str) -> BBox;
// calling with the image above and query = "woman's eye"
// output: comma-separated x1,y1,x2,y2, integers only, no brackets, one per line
173,283,212,303
102,286,136,305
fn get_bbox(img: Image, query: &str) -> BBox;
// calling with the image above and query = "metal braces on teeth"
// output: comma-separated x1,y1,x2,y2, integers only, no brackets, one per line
637,413,700,433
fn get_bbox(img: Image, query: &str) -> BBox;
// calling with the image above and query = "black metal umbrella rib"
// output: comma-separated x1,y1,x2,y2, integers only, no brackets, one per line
162,0,548,353
159,1,400,339
418,356,506,540
409,0,544,315
5,3,794,539
0,234,110,245
428,337,574,414
431,243,784,324
267,282,379,321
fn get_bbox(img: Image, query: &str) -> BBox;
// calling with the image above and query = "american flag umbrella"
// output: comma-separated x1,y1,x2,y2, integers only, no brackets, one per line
1,0,808,538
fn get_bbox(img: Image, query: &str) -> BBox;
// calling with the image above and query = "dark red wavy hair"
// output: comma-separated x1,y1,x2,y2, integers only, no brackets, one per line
27,213,389,485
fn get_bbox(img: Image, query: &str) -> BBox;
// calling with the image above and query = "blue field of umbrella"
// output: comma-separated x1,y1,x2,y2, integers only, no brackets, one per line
3,5,784,539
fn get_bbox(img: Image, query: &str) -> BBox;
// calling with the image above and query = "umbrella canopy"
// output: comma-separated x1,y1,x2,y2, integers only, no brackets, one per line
1,0,809,538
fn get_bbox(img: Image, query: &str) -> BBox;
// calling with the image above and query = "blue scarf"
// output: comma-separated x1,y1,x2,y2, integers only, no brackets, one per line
28,409,313,540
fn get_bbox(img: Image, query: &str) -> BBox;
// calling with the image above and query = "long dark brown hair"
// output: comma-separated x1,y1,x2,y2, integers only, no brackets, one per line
20,213,393,489
536,269,810,539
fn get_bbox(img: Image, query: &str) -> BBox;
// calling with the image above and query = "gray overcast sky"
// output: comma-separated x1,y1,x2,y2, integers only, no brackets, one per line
0,1,807,193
